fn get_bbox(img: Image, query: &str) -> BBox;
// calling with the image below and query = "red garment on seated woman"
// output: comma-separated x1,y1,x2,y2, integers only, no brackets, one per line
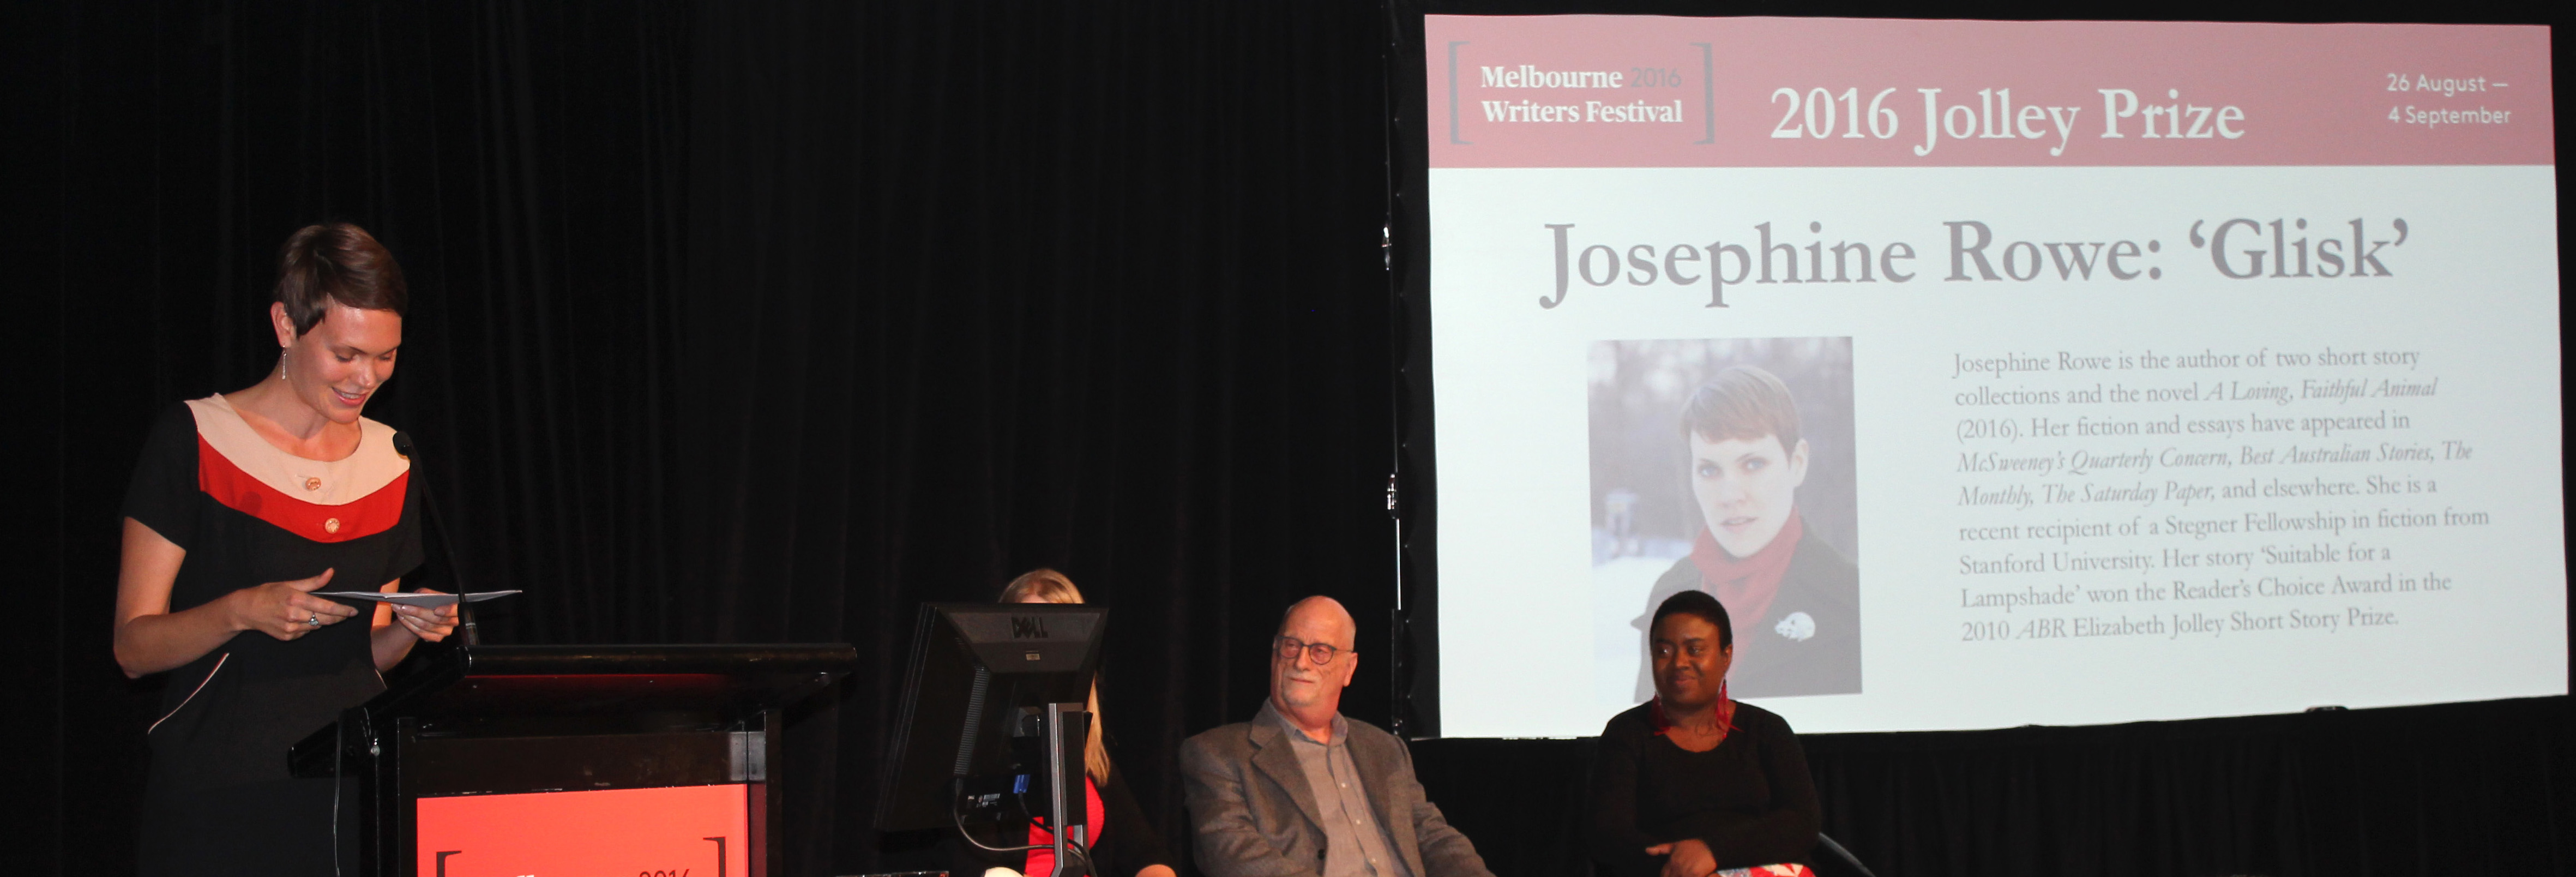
1025,775,1106,877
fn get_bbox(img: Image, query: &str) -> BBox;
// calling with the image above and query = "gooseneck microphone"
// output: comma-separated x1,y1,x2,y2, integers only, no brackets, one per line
391,431,478,646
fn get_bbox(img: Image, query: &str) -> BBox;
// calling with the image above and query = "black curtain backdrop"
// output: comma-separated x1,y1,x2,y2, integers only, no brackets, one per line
1415,697,2575,877
12,2,2569,876
681,1,1400,872
19,1,1396,874
16,2,694,873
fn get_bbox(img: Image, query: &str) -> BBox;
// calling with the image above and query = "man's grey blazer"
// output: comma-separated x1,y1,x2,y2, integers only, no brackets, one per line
1179,708,1494,877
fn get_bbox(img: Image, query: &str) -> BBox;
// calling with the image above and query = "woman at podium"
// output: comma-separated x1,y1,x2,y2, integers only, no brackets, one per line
949,569,1177,877
113,223,460,876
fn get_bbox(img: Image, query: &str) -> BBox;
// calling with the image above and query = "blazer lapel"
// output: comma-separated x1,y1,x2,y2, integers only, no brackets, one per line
1248,718,1329,834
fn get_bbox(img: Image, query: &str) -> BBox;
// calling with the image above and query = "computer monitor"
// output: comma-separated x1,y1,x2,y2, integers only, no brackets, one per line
877,602,1106,842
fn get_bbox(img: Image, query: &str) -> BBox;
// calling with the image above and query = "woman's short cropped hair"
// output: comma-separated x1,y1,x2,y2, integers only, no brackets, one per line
1652,590,1734,651
1681,365,1801,453
275,223,407,335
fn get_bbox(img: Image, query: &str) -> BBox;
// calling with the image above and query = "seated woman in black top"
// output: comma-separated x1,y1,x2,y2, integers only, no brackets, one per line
1590,591,1820,877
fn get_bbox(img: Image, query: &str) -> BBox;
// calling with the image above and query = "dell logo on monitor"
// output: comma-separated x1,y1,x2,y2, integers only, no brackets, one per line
1011,616,1050,639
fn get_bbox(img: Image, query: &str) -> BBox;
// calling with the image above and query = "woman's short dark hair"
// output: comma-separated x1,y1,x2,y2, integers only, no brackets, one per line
1652,590,1733,650
275,223,406,335
1681,365,1801,454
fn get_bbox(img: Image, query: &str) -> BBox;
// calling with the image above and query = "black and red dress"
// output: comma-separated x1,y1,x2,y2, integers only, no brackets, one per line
122,394,422,876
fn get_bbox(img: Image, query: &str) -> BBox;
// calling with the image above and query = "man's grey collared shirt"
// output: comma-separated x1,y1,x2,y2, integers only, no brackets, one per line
1263,701,1415,877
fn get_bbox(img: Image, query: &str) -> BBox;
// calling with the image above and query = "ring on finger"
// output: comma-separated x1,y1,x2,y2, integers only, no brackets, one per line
306,613,322,628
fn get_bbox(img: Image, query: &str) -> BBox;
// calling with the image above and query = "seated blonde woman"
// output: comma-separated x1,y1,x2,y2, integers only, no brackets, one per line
950,569,1176,877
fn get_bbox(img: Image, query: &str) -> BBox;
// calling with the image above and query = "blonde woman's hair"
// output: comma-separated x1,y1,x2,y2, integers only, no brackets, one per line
1000,568,1112,784
1000,568,1086,605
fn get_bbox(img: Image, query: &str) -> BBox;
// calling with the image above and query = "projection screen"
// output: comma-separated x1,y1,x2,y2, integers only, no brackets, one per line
1410,15,2563,736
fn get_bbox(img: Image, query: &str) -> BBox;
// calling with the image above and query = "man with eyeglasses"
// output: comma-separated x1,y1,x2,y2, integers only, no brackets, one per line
1181,596,1494,877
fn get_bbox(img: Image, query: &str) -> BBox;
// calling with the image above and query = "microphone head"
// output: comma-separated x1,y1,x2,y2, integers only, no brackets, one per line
392,431,416,458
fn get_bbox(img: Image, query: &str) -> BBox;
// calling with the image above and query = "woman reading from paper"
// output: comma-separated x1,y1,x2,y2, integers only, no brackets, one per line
115,223,459,876
949,569,1176,877
1591,591,1820,877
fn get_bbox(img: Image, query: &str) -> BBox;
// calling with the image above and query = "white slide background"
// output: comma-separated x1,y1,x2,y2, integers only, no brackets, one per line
1430,165,2566,736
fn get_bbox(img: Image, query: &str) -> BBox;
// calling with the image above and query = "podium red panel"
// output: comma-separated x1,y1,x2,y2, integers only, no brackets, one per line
416,784,751,876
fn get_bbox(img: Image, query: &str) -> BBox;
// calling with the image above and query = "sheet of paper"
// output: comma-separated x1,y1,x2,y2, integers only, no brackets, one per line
316,590,522,608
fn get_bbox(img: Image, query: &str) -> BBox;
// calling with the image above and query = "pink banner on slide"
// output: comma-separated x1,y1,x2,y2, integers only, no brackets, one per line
1426,16,2551,167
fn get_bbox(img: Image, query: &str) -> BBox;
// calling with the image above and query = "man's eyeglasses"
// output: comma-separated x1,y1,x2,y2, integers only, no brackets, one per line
1274,636,1352,665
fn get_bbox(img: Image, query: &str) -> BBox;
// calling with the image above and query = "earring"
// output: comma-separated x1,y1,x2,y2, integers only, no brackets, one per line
278,349,288,380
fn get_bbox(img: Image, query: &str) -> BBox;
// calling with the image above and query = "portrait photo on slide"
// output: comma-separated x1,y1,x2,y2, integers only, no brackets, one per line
1590,337,1859,701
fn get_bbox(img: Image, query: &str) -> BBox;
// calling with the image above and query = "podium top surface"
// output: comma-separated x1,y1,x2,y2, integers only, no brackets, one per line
452,643,857,676
364,642,857,727
290,643,857,782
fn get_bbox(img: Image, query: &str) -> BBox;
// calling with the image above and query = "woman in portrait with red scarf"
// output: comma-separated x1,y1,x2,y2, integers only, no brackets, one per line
1644,366,1859,698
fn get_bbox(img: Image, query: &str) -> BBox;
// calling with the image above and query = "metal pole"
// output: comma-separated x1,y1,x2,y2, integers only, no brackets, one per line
1043,702,1087,877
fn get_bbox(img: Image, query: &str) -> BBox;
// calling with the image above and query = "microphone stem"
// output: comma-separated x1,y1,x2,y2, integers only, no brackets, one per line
424,489,478,646
399,433,478,647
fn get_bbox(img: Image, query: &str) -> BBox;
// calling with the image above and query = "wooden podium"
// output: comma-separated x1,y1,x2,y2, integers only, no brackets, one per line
291,644,856,877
